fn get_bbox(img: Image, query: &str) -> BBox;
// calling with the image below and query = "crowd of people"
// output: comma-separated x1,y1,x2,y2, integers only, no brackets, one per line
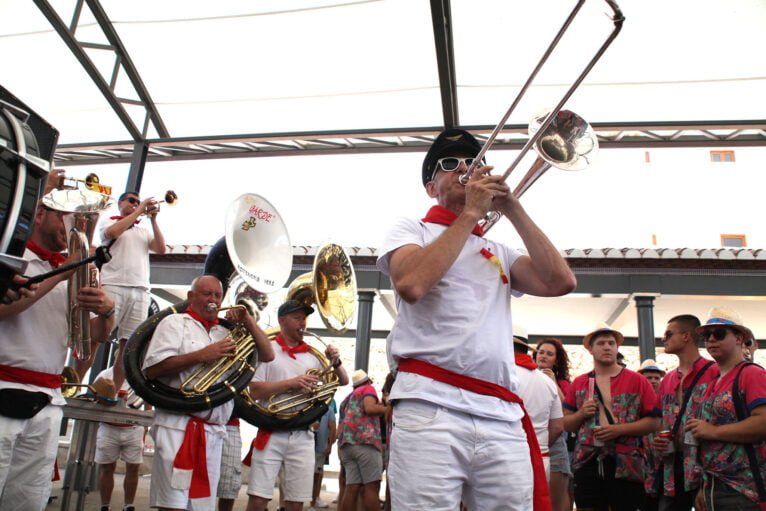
0,127,764,511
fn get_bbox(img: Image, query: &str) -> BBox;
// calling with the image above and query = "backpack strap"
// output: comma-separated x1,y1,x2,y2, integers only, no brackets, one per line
731,362,766,504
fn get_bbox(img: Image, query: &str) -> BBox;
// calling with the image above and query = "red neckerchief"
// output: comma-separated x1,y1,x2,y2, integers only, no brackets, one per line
109,215,140,225
514,353,539,371
274,334,310,359
183,307,219,332
26,240,65,268
422,205,484,237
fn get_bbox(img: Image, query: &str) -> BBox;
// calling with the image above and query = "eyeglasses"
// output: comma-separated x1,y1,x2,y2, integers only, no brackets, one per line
702,327,732,342
435,157,479,173
124,197,140,205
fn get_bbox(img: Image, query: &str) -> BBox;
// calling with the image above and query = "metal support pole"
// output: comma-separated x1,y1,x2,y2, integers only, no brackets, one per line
354,291,375,371
634,295,656,362
125,141,148,194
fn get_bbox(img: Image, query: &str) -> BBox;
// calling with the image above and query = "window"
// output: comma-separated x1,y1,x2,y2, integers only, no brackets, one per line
710,150,735,162
721,234,746,247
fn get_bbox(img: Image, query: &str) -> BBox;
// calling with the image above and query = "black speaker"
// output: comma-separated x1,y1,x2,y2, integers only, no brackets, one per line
0,85,59,297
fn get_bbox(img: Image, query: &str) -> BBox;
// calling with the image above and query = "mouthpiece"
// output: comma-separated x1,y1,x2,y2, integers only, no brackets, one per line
205,303,218,312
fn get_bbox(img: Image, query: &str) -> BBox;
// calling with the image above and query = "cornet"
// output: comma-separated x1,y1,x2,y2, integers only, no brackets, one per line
143,190,178,217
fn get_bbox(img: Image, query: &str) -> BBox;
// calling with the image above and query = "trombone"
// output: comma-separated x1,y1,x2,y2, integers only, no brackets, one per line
179,303,257,396
460,0,625,233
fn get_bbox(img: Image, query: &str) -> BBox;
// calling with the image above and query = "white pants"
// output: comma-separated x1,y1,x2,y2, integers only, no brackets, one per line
103,284,149,340
0,405,63,511
247,429,314,503
388,399,532,511
150,424,224,511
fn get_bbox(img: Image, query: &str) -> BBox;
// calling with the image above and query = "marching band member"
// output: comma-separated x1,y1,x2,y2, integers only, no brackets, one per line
142,275,273,511
245,299,349,511
0,203,116,510
377,128,576,511
96,190,167,386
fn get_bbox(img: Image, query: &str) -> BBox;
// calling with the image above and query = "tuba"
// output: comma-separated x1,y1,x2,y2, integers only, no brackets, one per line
235,243,356,431
124,193,293,412
42,178,113,361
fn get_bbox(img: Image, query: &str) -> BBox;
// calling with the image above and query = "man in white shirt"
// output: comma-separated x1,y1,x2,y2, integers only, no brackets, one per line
512,325,564,479
143,275,273,511
377,128,576,510
0,203,116,510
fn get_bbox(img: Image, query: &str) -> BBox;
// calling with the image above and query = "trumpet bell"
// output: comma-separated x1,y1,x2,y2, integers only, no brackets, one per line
529,109,598,172
225,193,292,294
164,190,178,205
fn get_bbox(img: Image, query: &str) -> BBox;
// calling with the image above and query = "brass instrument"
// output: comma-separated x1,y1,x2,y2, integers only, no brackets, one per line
61,366,95,399
458,0,625,233
42,175,114,361
144,190,178,217
58,172,112,196
179,303,258,396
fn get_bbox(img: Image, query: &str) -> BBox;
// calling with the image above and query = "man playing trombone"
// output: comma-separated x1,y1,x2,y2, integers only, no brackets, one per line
377,128,576,511
0,202,117,510
142,274,274,511
245,299,349,511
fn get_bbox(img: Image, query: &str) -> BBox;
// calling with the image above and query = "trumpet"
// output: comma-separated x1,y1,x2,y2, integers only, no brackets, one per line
459,0,625,233
143,190,178,217
58,172,112,196
179,304,256,396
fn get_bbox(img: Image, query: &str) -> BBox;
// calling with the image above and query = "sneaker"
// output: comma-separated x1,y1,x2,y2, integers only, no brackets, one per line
313,498,329,508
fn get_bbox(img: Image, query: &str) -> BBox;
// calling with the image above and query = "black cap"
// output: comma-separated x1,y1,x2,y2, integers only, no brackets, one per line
421,128,482,186
277,299,314,318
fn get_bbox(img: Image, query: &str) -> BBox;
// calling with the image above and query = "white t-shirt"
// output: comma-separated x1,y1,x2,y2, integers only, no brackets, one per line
0,250,68,405
253,341,323,412
98,219,152,288
142,313,234,431
377,217,524,422
515,366,563,453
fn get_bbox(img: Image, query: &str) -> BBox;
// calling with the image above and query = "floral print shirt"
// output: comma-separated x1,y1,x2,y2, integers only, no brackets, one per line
648,357,718,496
338,383,383,451
564,368,660,483
697,362,766,503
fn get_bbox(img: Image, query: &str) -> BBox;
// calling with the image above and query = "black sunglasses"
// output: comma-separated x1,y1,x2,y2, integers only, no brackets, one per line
702,327,732,341
124,197,140,205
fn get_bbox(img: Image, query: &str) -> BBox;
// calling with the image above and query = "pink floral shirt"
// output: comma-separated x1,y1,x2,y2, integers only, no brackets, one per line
338,383,383,451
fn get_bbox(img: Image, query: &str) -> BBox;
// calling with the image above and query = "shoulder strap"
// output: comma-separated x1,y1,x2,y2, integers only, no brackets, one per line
593,380,616,425
671,360,715,436
732,362,766,504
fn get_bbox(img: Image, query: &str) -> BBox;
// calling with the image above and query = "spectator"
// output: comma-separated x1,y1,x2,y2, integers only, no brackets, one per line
308,400,337,511
637,360,665,394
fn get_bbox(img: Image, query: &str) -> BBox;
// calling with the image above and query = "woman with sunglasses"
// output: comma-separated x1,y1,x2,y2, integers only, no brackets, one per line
685,307,766,511
535,338,574,511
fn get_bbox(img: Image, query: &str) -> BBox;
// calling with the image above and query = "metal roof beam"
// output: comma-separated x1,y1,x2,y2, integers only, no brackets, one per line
429,0,459,128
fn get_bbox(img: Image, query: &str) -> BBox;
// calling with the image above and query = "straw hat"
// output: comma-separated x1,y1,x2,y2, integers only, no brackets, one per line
583,322,624,348
351,369,370,387
637,359,666,376
512,323,536,351
695,306,754,339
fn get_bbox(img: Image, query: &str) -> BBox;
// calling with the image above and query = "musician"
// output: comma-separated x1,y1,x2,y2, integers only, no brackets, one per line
142,274,273,511
245,299,349,511
0,203,116,510
377,128,576,510
97,190,167,384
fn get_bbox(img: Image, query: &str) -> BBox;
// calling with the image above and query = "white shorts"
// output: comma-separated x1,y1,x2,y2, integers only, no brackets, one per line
388,399,532,511
104,284,149,340
247,429,314,503
150,424,223,511
0,404,63,511
94,424,144,465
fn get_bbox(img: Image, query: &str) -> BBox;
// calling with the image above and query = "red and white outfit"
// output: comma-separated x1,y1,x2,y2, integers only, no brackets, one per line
93,367,144,466
99,218,153,340
142,313,233,511
246,339,322,504
0,250,68,510
378,213,548,511
515,355,564,478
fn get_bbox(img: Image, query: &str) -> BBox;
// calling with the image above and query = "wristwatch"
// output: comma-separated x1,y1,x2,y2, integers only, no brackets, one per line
98,307,115,319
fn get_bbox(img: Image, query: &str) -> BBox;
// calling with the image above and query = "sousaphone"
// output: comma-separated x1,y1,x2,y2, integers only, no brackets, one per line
235,242,357,430
123,193,293,412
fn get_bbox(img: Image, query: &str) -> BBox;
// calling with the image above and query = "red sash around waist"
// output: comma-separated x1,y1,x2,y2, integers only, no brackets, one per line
172,416,212,499
397,358,552,511
0,364,62,388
